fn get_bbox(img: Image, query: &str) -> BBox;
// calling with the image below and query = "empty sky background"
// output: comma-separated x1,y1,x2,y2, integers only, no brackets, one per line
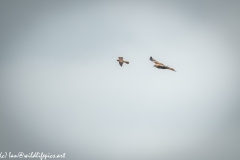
0,1,240,160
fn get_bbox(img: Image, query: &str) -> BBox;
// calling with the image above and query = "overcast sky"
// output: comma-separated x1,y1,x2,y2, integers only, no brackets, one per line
0,1,240,160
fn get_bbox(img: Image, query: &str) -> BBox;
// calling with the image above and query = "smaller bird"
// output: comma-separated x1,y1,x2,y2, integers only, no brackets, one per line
117,57,129,67
150,56,176,72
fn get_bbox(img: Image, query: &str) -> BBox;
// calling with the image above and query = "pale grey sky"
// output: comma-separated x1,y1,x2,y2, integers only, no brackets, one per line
0,1,240,160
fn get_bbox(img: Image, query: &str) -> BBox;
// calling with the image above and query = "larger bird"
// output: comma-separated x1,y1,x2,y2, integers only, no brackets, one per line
117,57,129,67
150,56,176,72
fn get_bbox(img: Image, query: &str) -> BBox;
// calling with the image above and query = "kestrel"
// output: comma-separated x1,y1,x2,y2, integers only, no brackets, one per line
117,57,129,67
150,56,176,72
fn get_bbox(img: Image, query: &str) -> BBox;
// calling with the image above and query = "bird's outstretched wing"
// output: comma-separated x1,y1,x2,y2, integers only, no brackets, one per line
150,56,164,66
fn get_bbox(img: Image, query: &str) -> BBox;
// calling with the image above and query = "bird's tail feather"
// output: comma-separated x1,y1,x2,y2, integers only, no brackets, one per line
124,61,129,64
166,66,176,72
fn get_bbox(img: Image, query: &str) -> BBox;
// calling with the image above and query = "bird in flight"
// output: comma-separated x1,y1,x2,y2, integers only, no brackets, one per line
117,57,129,67
150,56,176,72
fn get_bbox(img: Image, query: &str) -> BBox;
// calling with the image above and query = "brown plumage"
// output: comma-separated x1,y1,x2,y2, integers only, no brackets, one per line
117,57,129,67
150,56,176,72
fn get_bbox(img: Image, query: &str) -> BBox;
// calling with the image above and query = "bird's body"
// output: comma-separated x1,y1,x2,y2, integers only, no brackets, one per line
150,56,176,72
117,57,129,67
